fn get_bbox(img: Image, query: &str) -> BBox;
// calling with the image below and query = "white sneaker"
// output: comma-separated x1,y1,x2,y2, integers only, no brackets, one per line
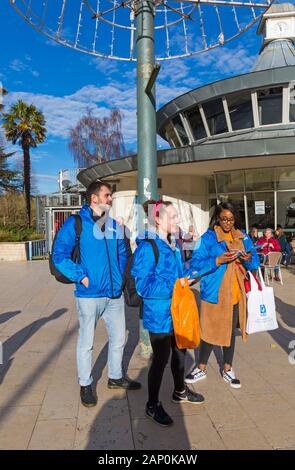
222,368,241,389
185,367,207,384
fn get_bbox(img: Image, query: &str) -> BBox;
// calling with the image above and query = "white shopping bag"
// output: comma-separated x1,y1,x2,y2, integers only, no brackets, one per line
246,268,278,334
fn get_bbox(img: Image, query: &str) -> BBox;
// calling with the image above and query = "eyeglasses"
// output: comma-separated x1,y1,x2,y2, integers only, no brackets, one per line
219,217,235,223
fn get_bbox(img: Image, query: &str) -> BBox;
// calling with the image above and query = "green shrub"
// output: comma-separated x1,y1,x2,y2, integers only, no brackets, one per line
0,225,44,242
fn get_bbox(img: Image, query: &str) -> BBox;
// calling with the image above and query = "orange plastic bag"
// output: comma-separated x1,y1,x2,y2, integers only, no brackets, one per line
171,278,200,349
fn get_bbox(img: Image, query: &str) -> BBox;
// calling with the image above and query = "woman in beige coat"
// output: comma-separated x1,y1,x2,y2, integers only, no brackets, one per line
185,202,260,388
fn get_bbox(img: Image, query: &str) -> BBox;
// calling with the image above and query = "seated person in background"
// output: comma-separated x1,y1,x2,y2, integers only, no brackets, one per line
182,225,199,262
256,228,281,281
275,225,292,267
248,225,259,244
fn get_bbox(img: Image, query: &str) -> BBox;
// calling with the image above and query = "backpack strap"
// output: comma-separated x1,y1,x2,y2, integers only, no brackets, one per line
144,238,159,265
72,214,82,264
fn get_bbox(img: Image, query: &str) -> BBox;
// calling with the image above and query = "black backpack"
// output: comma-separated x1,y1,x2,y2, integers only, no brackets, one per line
49,214,82,284
123,238,159,307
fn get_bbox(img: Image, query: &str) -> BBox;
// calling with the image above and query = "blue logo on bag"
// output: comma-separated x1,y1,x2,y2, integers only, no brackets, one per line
260,304,267,316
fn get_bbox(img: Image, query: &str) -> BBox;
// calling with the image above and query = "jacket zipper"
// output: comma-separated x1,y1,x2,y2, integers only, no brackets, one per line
173,249,182,278
104,235,114,298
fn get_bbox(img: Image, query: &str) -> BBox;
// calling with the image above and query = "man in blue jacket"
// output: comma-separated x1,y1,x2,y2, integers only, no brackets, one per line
52,181,141,407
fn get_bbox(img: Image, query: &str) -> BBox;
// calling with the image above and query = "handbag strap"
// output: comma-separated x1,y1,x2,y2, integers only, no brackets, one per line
235,261,245,278
257,267,266,289
247,271,260,292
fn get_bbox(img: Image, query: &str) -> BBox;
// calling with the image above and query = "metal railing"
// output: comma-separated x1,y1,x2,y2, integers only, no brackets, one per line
45,206,81,252
28,239,48,260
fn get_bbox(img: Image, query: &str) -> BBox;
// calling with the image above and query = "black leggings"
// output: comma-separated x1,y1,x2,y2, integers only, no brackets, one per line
199,304,239,367
148,332,186,406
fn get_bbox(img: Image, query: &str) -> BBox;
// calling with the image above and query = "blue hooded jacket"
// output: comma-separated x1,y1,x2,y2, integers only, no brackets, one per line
187,228,260,304
52,205,127,298
131,233,184,334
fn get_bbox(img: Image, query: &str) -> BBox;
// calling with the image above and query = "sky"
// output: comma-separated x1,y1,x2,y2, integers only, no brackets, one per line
0,0,266,194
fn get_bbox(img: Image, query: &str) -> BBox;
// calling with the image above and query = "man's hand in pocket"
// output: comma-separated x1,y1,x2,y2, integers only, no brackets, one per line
81,277,89,288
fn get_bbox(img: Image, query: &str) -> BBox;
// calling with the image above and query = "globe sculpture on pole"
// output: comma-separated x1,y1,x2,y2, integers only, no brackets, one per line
10,0,273,60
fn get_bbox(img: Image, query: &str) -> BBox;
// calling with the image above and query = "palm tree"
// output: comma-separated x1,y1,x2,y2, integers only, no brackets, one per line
2,100,46,226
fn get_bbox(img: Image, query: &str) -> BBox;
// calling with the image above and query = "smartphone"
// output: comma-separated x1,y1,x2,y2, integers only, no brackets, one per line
236,247,253,257
228,248,241,255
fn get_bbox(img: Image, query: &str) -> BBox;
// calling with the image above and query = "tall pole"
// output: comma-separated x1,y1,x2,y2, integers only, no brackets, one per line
135,0,158,358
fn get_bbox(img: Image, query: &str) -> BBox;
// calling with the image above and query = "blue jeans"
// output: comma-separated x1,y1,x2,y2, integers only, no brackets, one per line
76,295,126,386
282,251,292,266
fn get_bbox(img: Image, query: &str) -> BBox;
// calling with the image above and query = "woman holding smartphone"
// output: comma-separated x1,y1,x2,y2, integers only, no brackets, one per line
185,202,259,388
131,200,205,427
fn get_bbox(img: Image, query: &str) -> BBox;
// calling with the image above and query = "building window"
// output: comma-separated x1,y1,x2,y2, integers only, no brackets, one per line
171,116,189,146
257,87,283,125
226,91,254,131
208,176,216,195
164,121,181,147
276,167,295,190
202,98,228,135
186,107,207,141
245,168,275,191
247,192,275,230
290,84,295,122
216,171,244,193
209,198,218,219
277,191,295,229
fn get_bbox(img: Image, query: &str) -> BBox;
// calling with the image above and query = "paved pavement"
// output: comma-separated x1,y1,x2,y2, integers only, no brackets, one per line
0,261,295,450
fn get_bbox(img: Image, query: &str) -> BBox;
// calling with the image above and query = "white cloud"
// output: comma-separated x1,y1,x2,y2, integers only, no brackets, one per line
68,84,137,110
45,39,61,47
3,88,136,142
3,70,192,147
3,41,255,151
9,59,26,72
159,60,190,85
194,43,256,78
9,58,40,78
91,57,120,76
155,42,256,96
32,173,57,181
1,143,46,164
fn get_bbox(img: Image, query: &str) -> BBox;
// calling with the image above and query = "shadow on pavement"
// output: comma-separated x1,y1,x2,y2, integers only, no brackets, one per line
85,364,191,450
268,296,295,356
0,308,68,385
0,310,22,326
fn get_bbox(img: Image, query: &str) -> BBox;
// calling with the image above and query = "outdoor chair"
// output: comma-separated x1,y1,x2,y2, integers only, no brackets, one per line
260,252,283,286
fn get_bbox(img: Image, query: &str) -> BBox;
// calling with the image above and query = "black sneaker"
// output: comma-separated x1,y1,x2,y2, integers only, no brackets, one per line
107,377,141,390
80,385,97,407
145,402,173,427
172,387,205,405
222,368,241,389
185,366,207,384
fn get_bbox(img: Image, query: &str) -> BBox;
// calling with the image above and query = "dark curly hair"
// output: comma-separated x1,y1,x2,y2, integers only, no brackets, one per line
209,202,241,230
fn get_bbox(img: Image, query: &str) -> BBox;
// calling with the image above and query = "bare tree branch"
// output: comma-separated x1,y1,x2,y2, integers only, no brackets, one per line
68,109,127,167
